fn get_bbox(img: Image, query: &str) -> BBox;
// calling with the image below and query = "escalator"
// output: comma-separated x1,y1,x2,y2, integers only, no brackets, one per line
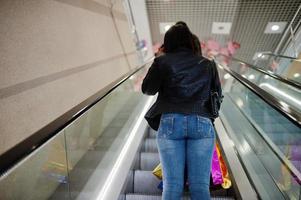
0,56,300,200
214,56,301,199
118,127,235,200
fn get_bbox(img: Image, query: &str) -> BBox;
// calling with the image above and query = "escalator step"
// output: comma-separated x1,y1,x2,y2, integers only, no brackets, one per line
143,139,158,152
126,194,161,200
126,194,234,200
133,170,162,194
140,152,160,171
124,170,134,193
118,194,126,200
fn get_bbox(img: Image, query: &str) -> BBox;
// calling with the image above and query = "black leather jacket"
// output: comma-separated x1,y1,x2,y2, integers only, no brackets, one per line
142,47,222,130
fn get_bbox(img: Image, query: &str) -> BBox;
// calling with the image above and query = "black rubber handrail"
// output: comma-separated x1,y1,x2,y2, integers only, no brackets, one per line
217,61,301,127
220,54,301,90
0,59,153,176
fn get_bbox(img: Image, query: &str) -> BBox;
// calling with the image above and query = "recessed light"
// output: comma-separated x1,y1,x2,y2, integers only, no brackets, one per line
264,75,269,79
212,22,232,34
164,25,171,32
159,22,174,34
271,25,280,31
294,73,300,78
264,22,287,34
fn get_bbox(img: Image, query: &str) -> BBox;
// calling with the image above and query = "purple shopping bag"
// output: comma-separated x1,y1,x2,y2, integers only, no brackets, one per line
211,145,223,185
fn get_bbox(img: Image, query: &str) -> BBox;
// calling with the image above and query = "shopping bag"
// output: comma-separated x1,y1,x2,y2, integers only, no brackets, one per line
152,163,163,180
157,181,163,190
216,144,232,189
211,145,224,185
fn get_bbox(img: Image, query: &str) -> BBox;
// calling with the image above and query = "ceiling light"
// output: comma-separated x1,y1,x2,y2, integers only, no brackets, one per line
164,25,171,32
242,75,247,78
212,22,232,34
159,22,174,34
264,22,287,34
271,25,280,31
294,73,300,78
257,53,263,58
264,75,269,79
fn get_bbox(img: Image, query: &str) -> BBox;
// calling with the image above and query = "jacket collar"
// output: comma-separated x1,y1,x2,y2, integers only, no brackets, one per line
174,47,193,53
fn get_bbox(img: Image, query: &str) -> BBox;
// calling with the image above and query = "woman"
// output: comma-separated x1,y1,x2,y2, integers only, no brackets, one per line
142,24,222,200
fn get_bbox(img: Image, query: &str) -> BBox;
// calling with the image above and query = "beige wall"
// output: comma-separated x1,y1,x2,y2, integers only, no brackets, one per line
0,0,138,155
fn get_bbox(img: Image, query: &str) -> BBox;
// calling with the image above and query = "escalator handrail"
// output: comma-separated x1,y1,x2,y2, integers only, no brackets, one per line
260,52,297,60
220,54,301,90
0,59,153,176
217,61,301,183
217,61,301,127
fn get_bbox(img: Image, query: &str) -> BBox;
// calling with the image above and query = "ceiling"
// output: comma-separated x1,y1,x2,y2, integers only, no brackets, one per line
146,0,301,63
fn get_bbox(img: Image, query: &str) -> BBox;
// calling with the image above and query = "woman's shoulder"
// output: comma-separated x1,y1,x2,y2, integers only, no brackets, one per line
153,53,169,65
196,56,212,64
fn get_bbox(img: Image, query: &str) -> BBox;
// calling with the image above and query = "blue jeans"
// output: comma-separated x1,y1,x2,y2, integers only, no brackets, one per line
156,113,215,200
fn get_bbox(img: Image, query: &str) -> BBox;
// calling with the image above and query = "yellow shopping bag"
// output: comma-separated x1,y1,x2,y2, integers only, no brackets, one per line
152,163,163,180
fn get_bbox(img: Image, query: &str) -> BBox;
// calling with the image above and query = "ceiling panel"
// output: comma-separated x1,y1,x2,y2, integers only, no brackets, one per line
146,0,301,63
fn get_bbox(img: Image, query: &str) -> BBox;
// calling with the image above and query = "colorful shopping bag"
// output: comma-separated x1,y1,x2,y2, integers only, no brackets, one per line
152,163,163,180
211,145,224,185
216,144,232,189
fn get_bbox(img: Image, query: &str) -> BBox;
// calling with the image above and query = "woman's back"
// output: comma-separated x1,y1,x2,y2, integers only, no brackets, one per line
155,48,212,103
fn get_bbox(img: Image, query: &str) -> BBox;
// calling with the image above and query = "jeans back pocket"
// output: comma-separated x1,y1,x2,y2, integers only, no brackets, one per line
158,114,174,138
197,116,214,138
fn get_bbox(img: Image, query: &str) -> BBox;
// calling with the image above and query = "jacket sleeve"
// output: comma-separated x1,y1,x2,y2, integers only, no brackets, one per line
212,61,223,98
142,58,162,95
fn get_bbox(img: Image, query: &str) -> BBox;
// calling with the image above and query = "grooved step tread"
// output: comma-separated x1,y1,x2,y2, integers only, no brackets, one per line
126,194,235,200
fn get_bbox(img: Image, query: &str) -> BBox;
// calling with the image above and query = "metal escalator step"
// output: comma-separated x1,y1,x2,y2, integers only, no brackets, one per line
126,194,234,200
126,194,161,200
140,152,160,171
118,194,126,200
133,170,162,194
143,139,158,152
124,170,134,193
